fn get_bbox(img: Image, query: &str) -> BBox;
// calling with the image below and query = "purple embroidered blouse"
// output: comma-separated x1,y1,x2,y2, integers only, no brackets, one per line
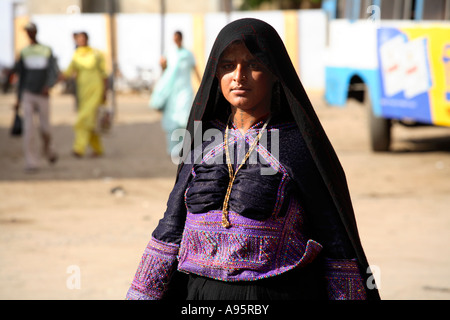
126,119,367,300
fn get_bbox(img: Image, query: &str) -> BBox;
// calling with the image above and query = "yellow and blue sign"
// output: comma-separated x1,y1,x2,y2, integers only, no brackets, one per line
378,24,450,127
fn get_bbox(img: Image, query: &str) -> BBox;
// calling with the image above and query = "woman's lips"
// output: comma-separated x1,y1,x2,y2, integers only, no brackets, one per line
231,87,250,95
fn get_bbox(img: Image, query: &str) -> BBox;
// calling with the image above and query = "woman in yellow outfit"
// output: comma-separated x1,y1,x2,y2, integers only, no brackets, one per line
64,32,107,157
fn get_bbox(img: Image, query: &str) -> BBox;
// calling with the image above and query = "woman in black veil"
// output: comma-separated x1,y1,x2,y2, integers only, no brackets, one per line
126,18,380,300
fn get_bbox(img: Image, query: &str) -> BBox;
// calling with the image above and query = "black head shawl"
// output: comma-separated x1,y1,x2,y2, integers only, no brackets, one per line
180,18,380,300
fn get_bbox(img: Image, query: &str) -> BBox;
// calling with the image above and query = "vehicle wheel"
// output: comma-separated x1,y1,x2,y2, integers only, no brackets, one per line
366,89,392,151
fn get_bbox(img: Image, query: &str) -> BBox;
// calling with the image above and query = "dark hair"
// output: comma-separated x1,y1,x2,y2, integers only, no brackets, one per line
174,30,183,40
76,31,89,41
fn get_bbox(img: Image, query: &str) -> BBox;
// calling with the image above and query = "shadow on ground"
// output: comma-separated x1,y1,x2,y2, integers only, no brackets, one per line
393,134,450,153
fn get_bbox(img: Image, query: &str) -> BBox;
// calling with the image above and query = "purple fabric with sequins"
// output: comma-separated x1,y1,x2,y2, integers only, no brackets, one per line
126,237,179,300
177,199,323,281
177,122,323,281
324,258,367,300
126,120,368,299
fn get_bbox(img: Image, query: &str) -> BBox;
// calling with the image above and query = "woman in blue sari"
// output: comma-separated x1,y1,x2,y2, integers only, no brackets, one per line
150,31,201,157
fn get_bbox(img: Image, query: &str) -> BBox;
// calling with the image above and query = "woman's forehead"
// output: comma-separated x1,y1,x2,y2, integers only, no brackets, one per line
219,41,254,60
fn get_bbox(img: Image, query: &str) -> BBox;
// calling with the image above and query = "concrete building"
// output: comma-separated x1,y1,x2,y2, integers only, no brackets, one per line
23,0,237,14
0,0,327,92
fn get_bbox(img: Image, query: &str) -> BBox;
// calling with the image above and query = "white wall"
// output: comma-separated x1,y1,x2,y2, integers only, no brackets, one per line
31,13,108,70
115,13,162,80
115,13,196,81
298,10,327,90
0,0,21,67
5,9,328,90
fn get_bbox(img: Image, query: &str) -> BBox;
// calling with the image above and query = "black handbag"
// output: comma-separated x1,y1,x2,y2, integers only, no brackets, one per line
10,111,23,136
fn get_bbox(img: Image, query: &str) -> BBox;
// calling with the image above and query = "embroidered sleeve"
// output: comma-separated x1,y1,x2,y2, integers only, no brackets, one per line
126,237,179,300
324,258,367,300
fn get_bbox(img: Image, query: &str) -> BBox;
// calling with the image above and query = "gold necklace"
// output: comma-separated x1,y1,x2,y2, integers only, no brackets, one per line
221,115,271,228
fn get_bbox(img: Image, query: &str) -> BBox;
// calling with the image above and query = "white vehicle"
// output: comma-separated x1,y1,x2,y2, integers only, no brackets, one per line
323,0,450,151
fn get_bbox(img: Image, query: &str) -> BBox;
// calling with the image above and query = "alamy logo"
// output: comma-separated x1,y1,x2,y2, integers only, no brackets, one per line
66,265,81,290
367,5,381,25
170,121,280,175
367,265,381,290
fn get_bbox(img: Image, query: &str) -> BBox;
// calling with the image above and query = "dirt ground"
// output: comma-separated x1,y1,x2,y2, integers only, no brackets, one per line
0,90,449,300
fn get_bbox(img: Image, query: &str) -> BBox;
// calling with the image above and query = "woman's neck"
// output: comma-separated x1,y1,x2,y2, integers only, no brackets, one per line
231,108,270,135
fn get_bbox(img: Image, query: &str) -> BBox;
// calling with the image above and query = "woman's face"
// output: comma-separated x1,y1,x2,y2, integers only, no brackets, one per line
217,41,275,114
75,33,88,47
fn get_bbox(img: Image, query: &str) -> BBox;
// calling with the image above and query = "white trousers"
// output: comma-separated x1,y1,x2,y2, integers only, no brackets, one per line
21,90,53,169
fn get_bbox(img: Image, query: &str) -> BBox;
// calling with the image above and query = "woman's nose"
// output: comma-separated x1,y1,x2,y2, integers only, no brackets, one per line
233,64,246,82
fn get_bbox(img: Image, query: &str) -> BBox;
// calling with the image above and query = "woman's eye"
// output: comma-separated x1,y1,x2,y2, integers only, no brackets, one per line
221,64,235,70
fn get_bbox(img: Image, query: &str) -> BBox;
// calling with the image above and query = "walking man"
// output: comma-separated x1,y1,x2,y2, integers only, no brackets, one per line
14,22,59,172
